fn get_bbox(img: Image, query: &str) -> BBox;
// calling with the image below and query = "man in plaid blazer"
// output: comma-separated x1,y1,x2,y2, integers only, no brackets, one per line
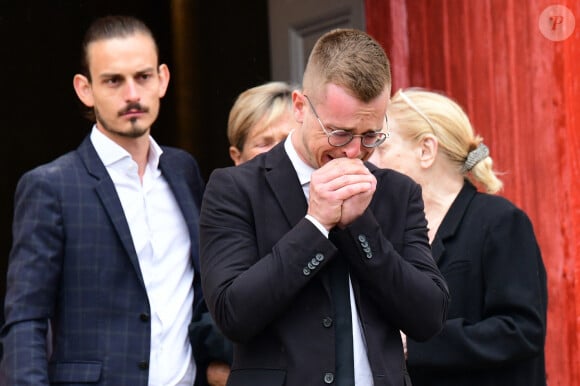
0,15,218,385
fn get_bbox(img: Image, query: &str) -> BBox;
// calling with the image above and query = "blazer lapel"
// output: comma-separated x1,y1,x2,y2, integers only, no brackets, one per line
264,143,308,228
263,143,334,296
76,136,145,285
431,180,478,263
158,152,201,274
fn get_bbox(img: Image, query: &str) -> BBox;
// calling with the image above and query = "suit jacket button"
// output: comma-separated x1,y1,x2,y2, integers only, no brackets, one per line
138,360,149,370
303,267,311,276
315,253,325,262
358,234,367,242
322,317,333,328
324,372,335,384
140,313,150,322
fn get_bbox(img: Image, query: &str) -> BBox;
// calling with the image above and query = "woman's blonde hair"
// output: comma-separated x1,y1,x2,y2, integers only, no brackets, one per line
228,81,297,150
390,88,503,193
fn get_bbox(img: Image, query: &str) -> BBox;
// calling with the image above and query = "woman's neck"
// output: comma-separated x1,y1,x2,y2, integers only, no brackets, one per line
421,169,464,243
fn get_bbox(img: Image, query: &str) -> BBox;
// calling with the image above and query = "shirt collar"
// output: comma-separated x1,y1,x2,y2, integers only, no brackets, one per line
284,130,315,186
90,125,163,171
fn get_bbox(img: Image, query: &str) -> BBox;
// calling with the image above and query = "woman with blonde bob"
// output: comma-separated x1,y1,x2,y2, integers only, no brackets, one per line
227,81,297,165
370,88,547,386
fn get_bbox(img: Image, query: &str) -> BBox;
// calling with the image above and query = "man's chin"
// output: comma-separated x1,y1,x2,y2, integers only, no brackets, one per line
121,120,150,138
106,126,149,139
124,128,149,138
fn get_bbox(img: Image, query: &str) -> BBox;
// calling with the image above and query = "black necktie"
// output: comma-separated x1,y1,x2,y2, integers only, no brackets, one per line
328,230,355,385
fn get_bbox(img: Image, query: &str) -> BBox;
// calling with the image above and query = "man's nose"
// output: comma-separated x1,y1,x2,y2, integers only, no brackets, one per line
124,80,140,102
342,136,364,158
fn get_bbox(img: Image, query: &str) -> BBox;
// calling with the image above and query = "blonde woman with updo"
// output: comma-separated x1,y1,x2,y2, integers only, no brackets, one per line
370,88,547,386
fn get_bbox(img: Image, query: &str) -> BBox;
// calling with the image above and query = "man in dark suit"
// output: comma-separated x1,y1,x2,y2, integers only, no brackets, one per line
0,15,219,385
199,29,450,386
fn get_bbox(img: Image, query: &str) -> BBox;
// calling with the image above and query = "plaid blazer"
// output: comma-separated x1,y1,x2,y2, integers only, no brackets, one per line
0,135,205,385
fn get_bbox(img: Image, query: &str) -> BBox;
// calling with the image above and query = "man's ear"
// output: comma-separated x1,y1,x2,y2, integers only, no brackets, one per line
419,134,438,168
157,63,170,98
229,145,243,166
73,74,94,107
292,91,305,124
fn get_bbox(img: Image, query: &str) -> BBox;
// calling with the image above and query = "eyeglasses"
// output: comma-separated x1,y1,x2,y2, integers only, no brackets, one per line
304,94,389,148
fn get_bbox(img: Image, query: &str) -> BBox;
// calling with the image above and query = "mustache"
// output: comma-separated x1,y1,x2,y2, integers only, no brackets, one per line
118,103,149,116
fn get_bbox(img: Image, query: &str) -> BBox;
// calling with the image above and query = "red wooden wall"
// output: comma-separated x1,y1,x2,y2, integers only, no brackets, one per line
365,1,580,385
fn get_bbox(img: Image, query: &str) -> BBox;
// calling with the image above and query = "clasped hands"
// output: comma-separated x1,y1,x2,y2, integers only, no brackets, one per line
308,158,376,230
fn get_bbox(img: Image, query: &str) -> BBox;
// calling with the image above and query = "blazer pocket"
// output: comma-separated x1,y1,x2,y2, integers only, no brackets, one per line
48,361,102,384
227,368,286,386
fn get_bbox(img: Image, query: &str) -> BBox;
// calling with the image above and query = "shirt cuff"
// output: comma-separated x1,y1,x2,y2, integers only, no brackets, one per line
305,215,329,238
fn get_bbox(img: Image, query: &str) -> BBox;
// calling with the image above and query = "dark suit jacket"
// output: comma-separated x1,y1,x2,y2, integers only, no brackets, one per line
199,143,449,386
0,135,207,385
407,181,547,386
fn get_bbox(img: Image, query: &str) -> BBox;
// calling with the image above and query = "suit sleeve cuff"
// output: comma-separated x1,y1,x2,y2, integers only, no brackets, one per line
305,215,329,238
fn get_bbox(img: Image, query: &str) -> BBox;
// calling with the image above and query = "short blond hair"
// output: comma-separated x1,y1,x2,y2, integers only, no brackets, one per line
303,28,391,103
390,88,503,193
227,81,296,150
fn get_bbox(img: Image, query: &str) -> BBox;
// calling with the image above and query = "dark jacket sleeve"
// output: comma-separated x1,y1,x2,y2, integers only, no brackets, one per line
0,170,61,385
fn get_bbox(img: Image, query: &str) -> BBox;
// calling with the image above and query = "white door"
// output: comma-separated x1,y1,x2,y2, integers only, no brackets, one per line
268,0,365,84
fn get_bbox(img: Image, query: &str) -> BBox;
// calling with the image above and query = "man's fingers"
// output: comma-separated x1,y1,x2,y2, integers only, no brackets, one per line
313,158,370,183
323,173,375,192
333,181,374,200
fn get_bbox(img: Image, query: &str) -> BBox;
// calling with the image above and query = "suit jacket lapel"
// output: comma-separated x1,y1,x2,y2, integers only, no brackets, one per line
431,180,477,263
263,144,333,295
158,151,202,274
264,143,308,228
76,136,145,285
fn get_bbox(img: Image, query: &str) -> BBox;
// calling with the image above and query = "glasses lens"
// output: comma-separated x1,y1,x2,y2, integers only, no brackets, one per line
362,132,387,148
329,130,353,146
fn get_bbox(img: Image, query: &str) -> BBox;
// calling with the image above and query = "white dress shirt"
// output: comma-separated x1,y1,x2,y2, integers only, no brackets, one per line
91,127,196,386
284,132,374,385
